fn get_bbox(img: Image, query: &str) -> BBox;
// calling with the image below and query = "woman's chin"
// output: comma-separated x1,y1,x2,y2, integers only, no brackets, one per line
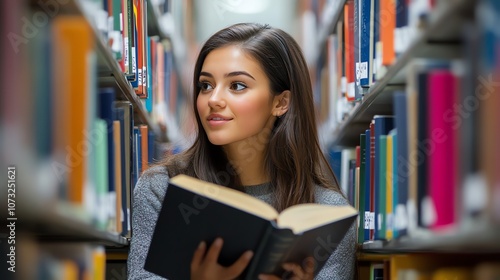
207,136,229,146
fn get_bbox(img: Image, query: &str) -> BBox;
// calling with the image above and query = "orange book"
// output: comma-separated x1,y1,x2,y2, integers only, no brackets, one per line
380,0,396,66
51,16,94,205
140,125,149,173
343,0,355,101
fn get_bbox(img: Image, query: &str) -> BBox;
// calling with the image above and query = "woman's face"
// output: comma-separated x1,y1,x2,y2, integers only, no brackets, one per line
196,45,278,150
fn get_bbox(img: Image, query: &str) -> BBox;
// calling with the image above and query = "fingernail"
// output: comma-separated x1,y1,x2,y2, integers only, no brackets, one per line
214,238,223,246
245,251,254,260
198,241,205,250
258,275,266,280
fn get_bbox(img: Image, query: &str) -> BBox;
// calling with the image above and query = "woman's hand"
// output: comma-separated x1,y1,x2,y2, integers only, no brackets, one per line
258,257,315,280
191,238,254,280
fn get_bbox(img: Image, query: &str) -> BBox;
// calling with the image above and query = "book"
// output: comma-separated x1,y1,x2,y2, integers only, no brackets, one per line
144,175,358,280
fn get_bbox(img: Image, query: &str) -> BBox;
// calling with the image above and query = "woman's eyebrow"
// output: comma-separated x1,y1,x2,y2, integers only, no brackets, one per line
199,71,255,80
225,71,255,80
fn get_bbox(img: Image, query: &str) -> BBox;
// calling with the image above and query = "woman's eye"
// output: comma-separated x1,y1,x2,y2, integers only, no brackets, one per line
230,82,247,91
199,81,213,91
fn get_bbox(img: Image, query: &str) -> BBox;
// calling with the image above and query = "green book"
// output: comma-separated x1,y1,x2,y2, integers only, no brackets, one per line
377,136,387,240
358,134,367,243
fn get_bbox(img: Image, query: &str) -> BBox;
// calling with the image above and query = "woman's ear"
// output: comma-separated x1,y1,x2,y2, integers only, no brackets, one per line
272,90,290,118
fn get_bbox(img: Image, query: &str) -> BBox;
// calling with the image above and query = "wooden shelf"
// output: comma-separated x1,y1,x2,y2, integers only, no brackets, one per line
329,0,475,147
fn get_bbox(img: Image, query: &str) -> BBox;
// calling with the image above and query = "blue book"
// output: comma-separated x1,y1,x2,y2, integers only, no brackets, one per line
135,126,143,175
148,129,156,164
132,126,141,188
33,25,52,159
145,37,153,112
164,49,173,107
328,148,343,182
395,0,408,56
353,0,361,99
359,0,372,87
98,88,116,194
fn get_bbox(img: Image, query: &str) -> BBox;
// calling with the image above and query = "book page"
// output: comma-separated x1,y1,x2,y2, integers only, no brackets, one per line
277,204,358,234
170,175,279,221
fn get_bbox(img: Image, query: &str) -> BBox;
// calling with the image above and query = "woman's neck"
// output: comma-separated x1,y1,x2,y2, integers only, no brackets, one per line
223,142,269,186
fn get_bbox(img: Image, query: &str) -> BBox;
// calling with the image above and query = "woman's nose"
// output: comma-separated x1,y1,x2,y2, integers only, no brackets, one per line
208,87,226,109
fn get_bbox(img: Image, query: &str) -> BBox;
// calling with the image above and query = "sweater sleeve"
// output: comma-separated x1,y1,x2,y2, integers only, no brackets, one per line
314,187,357,280
127,166,170,280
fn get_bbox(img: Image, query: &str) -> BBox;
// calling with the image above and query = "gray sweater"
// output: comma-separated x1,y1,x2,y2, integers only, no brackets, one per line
127,166,356,279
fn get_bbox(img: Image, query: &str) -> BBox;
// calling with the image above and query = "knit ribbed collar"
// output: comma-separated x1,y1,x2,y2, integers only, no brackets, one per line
242,182,273,196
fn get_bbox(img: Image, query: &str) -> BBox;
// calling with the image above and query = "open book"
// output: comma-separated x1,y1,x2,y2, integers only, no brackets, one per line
144,174,358,279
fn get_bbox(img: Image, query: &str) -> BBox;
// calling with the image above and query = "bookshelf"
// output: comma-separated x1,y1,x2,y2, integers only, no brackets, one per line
361,223,500,253
313,0,500,278
1,0,185,278
329,0,473,147
19,200,129,246
316,0,348,59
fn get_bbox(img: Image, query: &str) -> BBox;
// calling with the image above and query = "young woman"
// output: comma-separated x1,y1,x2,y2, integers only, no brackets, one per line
128,23,356,280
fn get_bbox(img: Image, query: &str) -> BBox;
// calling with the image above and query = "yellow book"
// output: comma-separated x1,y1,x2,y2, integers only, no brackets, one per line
386,133,394,240
432,267,472,280
93,246,106,280
62,260,79,280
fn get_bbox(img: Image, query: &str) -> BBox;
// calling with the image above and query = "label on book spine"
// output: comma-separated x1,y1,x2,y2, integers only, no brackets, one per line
365,212,375,230
369,212,375,230
364,211,370,229
421,196,436,227
132,47,136,74
377,213,383,231
395,204,408,230
124,37,129,68
359,62,368,79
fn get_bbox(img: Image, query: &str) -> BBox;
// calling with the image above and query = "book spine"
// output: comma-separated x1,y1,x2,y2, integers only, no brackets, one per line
245,227,297,279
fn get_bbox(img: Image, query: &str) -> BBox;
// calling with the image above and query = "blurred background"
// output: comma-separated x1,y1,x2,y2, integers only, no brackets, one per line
3,0,500,279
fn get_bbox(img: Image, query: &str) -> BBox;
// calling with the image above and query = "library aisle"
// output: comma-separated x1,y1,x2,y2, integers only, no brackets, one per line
1,0,500,279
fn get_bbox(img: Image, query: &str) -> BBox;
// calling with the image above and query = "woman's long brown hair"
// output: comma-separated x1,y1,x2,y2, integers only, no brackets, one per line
158,23,341,211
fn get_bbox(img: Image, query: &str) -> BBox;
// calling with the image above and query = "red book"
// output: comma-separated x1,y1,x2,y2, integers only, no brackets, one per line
427,70,457,230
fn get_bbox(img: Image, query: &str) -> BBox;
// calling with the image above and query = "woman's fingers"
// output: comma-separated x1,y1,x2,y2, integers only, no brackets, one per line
303,257,315,274
281,257,316,280
205,238,223,263
258,274,280,280
190,241,206,271
283,263,305,279
225,250,254,278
